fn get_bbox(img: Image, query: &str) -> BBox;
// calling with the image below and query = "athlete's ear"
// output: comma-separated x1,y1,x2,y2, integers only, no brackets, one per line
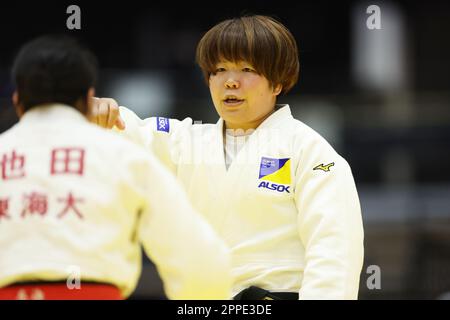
12,90,24,118
273,84,282,96
87,87,95,100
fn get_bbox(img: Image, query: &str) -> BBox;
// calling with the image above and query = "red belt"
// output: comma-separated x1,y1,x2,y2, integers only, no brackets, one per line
0,282,123,300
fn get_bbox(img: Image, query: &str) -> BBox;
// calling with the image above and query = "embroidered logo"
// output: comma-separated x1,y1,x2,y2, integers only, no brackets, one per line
313,162,335,172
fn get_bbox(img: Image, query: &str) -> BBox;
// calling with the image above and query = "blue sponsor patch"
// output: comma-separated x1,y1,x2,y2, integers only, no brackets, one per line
259,157,290,179
156,117,170,132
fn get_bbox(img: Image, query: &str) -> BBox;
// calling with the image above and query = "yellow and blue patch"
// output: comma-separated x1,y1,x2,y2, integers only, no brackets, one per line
258,157,291,193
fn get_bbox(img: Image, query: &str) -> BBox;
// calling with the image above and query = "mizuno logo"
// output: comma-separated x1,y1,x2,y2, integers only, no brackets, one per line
313,162,335,172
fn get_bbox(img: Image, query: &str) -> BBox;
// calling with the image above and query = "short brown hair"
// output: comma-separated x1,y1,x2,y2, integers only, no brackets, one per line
196,15,299,94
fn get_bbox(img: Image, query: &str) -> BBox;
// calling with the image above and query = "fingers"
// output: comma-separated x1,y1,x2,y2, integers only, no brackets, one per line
87,97,100,124
115,114,126,130
97,99,110,128
106,101,120,129
88,97,121,129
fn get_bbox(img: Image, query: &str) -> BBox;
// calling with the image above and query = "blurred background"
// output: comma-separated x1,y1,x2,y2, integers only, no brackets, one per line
0,0,449,299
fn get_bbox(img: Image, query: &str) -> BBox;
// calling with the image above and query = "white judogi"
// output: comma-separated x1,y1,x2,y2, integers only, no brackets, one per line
0,104,232,299
118,104,364,299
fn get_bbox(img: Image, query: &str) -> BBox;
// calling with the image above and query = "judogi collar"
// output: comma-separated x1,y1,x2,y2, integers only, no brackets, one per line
19,104,88,125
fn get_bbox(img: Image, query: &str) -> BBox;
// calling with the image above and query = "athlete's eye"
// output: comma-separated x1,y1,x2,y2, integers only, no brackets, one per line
242,67,255,72
215,67,226,73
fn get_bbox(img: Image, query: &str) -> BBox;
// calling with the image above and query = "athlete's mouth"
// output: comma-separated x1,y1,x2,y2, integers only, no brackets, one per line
223,95,244,105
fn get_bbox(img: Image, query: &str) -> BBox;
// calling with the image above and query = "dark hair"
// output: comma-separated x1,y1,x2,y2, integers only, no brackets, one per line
11,35,98,112
196,15,299,94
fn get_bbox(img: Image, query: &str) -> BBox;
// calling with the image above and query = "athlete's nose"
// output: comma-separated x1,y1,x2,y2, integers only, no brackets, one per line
225,78,240,89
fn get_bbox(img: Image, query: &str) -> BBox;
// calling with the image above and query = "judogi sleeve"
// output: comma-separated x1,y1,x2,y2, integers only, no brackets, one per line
131,151,232,299
117,106,192,173
294,139,364,299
